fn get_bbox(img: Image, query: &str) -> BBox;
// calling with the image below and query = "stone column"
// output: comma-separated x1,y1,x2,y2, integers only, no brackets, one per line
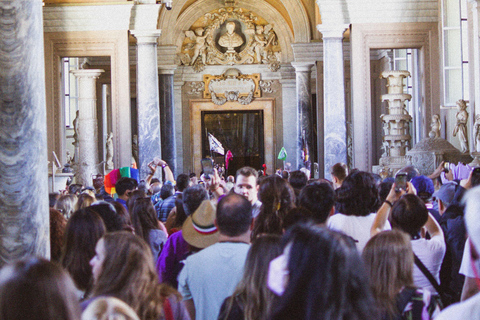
159,65,177,176
469,0,480,117
317,25,348,179
131,30,162,179
70,69,104,187
291,62,314,170
0,0,49,264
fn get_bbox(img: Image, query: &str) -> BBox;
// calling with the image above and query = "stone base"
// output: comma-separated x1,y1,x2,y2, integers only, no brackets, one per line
406,137,473,176
469,153,480,167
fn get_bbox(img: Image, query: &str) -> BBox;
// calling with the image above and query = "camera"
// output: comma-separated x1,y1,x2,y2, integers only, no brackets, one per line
162,0,172,10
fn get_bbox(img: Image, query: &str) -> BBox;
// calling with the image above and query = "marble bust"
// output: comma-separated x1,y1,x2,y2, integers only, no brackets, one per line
218,21,244,52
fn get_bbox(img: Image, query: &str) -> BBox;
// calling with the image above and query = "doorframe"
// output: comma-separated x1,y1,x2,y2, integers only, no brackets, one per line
190,98,275,175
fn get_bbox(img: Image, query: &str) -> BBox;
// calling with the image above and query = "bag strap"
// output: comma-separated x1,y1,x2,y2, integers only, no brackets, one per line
163,297,174,320
413,253,442,293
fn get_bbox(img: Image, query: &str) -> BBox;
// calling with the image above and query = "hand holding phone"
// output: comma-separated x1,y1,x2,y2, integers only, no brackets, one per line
201,158,214,179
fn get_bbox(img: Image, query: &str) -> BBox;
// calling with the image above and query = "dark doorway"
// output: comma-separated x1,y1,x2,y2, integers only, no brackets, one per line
201,110,264,176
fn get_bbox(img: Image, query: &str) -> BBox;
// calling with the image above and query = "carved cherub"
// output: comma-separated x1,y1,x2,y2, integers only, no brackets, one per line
185,28,208,66
252,24,276,63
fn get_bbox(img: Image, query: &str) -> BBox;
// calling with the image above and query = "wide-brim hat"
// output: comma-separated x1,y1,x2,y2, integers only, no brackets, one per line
182,200,219,249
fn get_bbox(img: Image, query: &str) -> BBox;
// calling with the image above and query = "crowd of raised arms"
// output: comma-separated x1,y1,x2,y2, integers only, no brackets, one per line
4,159,480,320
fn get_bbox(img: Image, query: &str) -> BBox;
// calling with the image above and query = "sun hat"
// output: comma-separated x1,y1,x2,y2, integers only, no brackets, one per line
182,200,219,249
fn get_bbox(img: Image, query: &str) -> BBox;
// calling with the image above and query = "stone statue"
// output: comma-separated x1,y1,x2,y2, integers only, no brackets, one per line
72,110,79,147
474,115,480,152
106,132,114,170
185,28,208,66
453,99,469,153
429,114,441,138
132,134,139,165
218,21,244,52
252,25,267,63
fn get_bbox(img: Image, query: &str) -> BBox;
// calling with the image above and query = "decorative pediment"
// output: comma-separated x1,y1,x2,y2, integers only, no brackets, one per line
203,69,261,105
179,7,281,72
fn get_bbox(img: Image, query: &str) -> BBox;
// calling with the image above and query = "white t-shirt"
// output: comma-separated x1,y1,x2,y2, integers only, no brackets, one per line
435,292,480,320
327,213,390,252
411,235,446,293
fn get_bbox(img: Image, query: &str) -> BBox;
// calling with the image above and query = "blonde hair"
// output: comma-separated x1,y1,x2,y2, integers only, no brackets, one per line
82,297,140,320
362,230,414,318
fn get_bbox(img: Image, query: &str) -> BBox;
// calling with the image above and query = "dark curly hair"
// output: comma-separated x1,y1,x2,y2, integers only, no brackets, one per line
335,171,381,217
252,176,296,238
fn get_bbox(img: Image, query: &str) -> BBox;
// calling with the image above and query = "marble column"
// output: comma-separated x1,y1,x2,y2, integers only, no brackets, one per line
469,0,480,117
159,66,177,176
291,63,314,170
70,69,104,187
131,30,162,179
317,25,348,179
0,0,49,264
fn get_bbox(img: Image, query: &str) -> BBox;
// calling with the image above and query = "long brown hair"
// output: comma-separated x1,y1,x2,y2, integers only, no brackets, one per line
131,197,161,245
91,232,177,319
221,235,282,320
61,208,106,292
362,230,415,318
0,257,81,320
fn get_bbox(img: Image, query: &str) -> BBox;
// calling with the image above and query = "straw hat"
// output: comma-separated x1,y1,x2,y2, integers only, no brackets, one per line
182,200,219,249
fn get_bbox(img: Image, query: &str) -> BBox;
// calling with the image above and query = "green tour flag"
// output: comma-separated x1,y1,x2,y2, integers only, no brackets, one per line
278,147,287,161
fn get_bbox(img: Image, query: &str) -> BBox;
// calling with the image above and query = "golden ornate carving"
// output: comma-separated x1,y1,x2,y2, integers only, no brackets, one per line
203,69,261,105
179,7,281,72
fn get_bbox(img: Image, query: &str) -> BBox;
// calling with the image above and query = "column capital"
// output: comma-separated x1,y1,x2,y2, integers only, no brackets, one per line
291,42,323,64
291,62,314,72
131,30,161,44
316,24,349,39
158,65,177,74
70,69,104,79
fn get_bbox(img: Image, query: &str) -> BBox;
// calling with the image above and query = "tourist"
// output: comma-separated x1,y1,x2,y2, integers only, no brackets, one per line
268,224,376,320
297,181,335,225
372,185,446,295
86,232,190,320
156,185,209,288
328,170,383,251
61,208,106,298
0,257,81,320
252,175,296,239
363,230,441,319
435,185,480,319
218,235,282,320
81,297,139,320
331,162,348,189
178,193,252,320
131,197,168,261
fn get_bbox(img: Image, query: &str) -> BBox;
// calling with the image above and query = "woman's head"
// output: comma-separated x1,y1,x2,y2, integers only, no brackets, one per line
127,190,146,214
0,257,81,320
362,230,414,317
131,197,160,243
253,176,296,238
76,193,95,211
55,194,77,219
336,171,381,216
61,208,106,292
269,224,376,320
390,194,428,237
90,232,162,319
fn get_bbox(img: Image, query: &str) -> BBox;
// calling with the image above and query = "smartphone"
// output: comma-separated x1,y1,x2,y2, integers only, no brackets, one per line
395,173,408,192
201,158,214,179
443,162,450,173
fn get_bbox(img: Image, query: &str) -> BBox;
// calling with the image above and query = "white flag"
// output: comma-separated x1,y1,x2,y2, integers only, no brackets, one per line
208,133,225,155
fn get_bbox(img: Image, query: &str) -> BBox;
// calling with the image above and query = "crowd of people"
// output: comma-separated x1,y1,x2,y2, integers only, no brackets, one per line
2,158,480,320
